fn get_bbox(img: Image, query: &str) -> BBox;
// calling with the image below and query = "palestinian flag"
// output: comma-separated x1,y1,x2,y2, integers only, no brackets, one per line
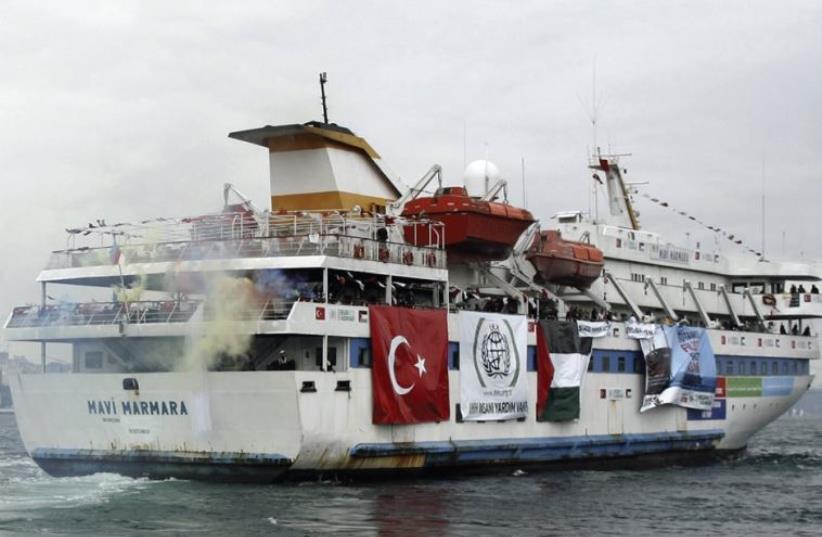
537,320,593,422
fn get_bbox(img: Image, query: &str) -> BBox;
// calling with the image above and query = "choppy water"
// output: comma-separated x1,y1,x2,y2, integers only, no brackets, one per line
1,414,821,536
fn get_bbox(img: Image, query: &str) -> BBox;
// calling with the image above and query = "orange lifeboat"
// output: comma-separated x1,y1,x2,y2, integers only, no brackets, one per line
401,186,534,262
527,230,604,288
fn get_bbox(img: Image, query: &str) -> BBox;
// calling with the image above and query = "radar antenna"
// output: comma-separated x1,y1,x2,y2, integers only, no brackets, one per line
319,72,329,124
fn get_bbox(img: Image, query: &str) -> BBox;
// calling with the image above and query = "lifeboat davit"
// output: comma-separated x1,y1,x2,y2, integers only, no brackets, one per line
527,230,604,288
401,186,535,262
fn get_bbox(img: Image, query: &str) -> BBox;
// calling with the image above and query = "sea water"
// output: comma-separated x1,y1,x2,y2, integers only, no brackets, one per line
1,413,821,536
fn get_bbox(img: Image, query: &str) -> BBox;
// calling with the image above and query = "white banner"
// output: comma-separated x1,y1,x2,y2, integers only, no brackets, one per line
626,321,657,340
459,311,528,421
576,321,611,338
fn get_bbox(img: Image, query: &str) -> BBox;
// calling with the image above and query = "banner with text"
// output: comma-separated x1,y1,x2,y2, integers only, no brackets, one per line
576,321,612,339
459,311,528,421
639,325,717,412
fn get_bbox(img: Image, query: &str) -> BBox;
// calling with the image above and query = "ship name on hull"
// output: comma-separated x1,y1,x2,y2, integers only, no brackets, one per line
87,400,189,416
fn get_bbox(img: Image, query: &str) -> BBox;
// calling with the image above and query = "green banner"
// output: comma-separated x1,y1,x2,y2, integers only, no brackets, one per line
726,377,763,397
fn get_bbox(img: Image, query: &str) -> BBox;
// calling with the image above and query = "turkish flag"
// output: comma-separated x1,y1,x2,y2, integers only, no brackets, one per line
370,305,450,424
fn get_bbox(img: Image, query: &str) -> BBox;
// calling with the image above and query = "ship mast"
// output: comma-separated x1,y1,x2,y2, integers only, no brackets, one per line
589,152,640,230
319,72,329,124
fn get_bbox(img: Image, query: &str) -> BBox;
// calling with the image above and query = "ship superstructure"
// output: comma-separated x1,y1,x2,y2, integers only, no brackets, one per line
5,118,819,482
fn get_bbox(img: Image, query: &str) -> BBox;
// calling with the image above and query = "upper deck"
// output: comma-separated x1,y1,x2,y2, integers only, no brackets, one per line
39,211,447,285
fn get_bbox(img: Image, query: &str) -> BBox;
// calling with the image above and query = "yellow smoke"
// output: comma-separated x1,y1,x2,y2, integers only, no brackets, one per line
178,275,256,371
112,272,148,303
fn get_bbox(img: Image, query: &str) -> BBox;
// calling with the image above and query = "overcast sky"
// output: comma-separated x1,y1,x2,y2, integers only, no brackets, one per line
1,0,821,357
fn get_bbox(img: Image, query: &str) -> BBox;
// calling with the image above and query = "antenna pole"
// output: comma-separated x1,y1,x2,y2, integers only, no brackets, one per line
521,157,527,210
592,58,598,150
760,153,766,260
319,72,329,124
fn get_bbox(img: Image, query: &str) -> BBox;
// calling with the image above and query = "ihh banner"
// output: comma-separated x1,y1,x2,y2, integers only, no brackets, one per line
459,311,528,421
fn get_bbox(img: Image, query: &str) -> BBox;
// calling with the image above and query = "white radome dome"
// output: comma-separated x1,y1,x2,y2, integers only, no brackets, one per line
463,160,501,197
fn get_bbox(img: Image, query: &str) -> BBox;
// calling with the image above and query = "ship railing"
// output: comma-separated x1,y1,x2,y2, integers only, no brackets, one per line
5,299,299,329
59,212,445,251
5,301,201,328
46,232,445,271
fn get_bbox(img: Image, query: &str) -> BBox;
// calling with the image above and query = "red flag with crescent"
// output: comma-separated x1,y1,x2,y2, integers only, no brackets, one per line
369,305,450,424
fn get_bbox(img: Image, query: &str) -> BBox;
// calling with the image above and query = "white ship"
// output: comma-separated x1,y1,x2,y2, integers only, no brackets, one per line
5,109,820,482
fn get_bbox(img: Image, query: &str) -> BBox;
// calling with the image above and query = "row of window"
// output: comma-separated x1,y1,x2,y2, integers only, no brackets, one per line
629,273,719,291
350,340,810,377
716,356,809,376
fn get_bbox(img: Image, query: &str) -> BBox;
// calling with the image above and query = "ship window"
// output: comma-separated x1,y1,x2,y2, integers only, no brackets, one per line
782,362,789,375
771,361,778,375
450,343,460,370
710,283,717,291
726,360,734,375
358,347,371,367
750,360,757,375
750,282,765,294
793,361,799,374
84,351,103,369
731,283,746,294
633,355,643,373
527,346,536,372
315,347,337,369
698,281,705,290
660,276,668,286
740,361,746,375
617,356,626,372
602,355,611,372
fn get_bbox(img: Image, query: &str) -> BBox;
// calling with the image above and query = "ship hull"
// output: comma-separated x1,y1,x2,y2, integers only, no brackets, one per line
31,449,290,483
10,329,813,482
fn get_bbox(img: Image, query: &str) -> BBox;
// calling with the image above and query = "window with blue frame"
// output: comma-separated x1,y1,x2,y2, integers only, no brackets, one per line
449,342,459,370
350,338,370,368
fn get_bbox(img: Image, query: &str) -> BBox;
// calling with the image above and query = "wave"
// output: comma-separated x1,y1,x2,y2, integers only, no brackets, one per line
0,472,168,513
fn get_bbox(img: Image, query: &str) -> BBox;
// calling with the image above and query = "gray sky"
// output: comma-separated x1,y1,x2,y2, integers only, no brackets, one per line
2,0,821,356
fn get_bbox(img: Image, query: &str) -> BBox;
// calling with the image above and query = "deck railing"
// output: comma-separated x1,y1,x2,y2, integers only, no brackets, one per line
47,213,445,271
5,299,297,329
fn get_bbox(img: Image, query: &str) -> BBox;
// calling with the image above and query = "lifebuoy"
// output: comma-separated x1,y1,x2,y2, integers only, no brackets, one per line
763,294,776,306
353,244,365,259
378,247,390,263
403,251,414,265
426,252,436,267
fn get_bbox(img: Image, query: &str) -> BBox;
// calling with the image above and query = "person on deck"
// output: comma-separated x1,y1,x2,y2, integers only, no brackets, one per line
269,350,295,371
